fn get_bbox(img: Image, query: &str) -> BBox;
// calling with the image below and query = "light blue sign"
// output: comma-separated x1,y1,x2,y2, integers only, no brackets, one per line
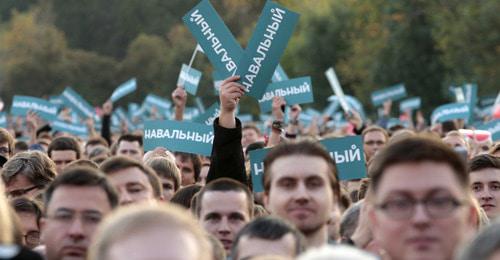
11,96,58,121
143,120,214,156
238,114,254,123
431,102,470,124
110,78,137,103
61,87,98,121
49,95,64,107
194,103,219,125
258,77,313,113
271,64,289,82
52,120,88,137
183,0,243,78
128,103,140,119
115,107,135,131
0,112,6,128
236,1,299,99
144,94,172,113
462,83,477,123
249,136,367,192
480,96,496,108
476,120,500,141
371,83,407,106
177,64,202,95
323,101,340,117
213,71,224,95
195,97,205,113
399,97,421,112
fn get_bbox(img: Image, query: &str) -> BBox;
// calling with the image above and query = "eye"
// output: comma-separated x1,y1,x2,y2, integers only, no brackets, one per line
127,185,144,193
490,183,500,191
278,178,296,190
472,184,483,192
385,199,413,210
306,177,324,189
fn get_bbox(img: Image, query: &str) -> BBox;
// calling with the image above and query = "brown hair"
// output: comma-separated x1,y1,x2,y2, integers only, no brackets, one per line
48,136,82,159
0,128,14,157
145,157,181,192
2,151,56,188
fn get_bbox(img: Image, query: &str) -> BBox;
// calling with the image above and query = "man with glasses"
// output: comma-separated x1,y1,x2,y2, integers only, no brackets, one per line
2,151,56,199
361,126,388,163
10,197,43,249
366,136,477,260
40,167,118,260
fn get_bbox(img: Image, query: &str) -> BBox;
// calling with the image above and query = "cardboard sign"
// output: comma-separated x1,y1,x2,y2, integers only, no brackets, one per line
249,136,367,192
183,0,243,78
271,64,289,82
110,78,137,102
325,67,350,113
194,103,220,125
52,120,88,137
11,96,58,121
61,87,98,121
236,1,299,99
431,103,470,124
258,76,313,113
371,83,407,106
177,64,202,95
476,120,500,141
399,97,421,112
143,120,214,156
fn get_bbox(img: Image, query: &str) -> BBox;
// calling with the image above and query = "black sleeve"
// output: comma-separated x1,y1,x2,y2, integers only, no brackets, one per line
206,117,247,186
101,114,112,146
353,123,366,135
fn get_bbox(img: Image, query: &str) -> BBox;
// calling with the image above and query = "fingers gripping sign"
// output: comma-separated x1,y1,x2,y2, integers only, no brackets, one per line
219,76,245,128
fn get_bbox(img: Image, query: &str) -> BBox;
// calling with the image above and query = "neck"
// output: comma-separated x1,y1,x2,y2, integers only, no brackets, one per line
304,225,328,249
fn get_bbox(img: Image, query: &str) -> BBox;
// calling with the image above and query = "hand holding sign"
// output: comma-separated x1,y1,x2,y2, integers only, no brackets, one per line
272,96,286,122
102,100,113,116
172,87,187,108
219,75,245,128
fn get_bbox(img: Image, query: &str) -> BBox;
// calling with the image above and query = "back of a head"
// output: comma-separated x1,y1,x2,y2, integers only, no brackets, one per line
232,216,305,260
369,135,469,192
1,151,56,188
88,203,212,260
171,184,203,209
297,245,377,260
44,166,119,210
48,136,81,159
459,220,500,260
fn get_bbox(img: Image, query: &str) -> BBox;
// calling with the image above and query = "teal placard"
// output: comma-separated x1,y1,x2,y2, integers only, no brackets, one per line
238,114,254,123
431,102,470,124
0,112,6,128
183,0,243,78
144,94,171,113
195,97,205,113
110,78,137,103
249,136,367,192
143,120,214,156
476,120,500,141
177,64,202,95
49,95,64,107
249,147,271,192
323,101,340,117
271,64,289,82
128,103,140,119
52,120,88,137
236,1,299,99
462,83,477,123
258,77,313,113
61,87,98,121
184,107,201,121
194,103,219,125
399,97,421,112
371,83,407,106
479,96,496,108
11,95,58,121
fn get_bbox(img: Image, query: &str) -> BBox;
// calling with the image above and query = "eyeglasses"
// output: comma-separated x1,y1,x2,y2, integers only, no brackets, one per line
375,196,463,220
0,147,9,156
6,185,41,198
23,231,40,247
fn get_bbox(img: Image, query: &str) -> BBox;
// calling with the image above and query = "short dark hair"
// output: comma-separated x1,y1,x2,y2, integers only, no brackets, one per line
231,216,305,260
14,141,29,153
85,136,109,151
170,184,203,209
43,167,119,212
99,156,162,198
48,136,81,159
263,140,340,199
116,134,143,147
174,152,202,182
369,136,469,193
195,178,253,218
10,197,43,229
468,154,500,173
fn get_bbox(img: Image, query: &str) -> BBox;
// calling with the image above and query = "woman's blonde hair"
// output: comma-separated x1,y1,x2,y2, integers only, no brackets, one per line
0,182,14,244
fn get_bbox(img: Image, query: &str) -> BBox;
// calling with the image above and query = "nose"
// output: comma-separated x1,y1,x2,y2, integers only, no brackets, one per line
67,217,85,240
480,188,493,201
293,182,310,204
411,203,431,228
217,218,231,236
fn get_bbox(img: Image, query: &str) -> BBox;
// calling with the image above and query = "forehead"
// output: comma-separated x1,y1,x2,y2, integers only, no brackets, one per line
375,161,464,198
269,155,330,183
200,190,249,215
364,131,386,140
108,167,150,185
470,168,500,183
47,185,111,213
118,141,141,149
51,150,77,159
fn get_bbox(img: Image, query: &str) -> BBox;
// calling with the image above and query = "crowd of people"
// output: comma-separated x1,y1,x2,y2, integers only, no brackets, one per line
0,75,499,260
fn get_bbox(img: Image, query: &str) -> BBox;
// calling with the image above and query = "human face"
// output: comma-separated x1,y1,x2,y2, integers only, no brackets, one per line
0,141,10,159
160,177,176,201
107,226,201,260
175,155,196,186
236,233,296,260
369,162,476,260
363,131,387,161
116,141,143,161
107,167,155,206
264,155,334,236
51,150,78,174
199,191,251,253
442,135,468,150
41,186,112,260
470,168,500,219
242,128,259,148
18,212,40,249
5,174,42,199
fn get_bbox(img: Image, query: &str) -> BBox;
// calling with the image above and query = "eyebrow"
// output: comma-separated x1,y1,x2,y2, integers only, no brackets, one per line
204,212,221,220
